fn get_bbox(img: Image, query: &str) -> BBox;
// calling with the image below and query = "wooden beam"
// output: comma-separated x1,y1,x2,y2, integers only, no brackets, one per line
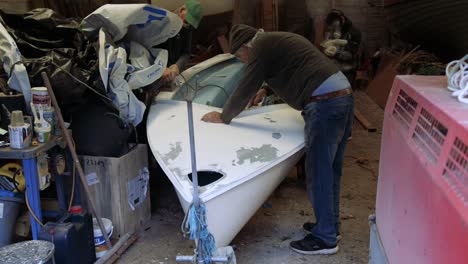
41,72,113,249
354,109,377,132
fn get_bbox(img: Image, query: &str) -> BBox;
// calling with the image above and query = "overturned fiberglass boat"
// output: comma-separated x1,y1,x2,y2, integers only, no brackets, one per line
147,54,305,247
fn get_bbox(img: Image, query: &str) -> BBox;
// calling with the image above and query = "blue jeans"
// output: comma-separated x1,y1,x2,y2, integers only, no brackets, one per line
302,94,354,245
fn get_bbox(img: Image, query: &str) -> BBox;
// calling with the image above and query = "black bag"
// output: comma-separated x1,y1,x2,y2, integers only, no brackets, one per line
0,9,104,107
71,103,134,157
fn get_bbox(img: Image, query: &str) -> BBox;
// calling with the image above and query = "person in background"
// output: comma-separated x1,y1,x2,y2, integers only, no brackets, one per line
157,0,203,84
201,24,354,255
321,9,361,85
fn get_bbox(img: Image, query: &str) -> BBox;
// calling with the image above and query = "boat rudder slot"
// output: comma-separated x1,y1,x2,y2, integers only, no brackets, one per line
188,171,224,187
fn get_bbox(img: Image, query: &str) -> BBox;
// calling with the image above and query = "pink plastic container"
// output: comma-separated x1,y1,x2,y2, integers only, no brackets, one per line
376,75,468,264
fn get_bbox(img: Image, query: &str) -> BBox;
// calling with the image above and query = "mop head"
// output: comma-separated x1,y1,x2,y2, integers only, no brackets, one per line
184,203,216,263
183,204,237,263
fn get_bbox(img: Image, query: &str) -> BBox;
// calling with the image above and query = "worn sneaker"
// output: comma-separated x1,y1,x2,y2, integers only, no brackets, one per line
302,222,342,241
290,234,339,255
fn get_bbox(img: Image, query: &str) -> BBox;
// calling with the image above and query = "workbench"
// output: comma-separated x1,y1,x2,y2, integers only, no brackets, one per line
0,136,66,239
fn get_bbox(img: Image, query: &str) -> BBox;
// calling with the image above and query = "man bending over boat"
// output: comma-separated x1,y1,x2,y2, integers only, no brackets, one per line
201,24,353,255
156,0,203,84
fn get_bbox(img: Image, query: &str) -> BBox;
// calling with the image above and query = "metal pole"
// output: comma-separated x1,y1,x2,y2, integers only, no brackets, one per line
186,100,203,262
187,101,200,207
41,72,113,248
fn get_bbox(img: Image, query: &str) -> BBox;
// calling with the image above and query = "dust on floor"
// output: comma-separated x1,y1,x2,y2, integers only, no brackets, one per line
118,91,383,264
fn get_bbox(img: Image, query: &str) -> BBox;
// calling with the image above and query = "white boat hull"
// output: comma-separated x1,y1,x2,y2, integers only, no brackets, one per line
177,150,303,247
147,55,305,247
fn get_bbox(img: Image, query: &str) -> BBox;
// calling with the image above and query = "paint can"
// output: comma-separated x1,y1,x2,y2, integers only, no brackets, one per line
31,87,50,111
8,124,32,149
34,126,51,143
93,218,113,259
8,110,31,149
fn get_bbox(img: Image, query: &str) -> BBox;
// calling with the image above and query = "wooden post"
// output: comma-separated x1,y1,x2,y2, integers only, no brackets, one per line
41,72,113,248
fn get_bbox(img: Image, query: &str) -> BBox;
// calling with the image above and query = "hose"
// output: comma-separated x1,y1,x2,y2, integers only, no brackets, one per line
25,193,44,227
177,73,229,102
446,54,468,104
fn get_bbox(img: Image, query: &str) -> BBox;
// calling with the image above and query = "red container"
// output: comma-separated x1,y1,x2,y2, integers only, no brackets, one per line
376,76,468,264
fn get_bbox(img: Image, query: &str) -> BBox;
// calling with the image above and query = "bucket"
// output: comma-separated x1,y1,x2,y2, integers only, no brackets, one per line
0,240,55,264
8,123,32,149
0,193,24,247
34,125,51,143
93,217,113,259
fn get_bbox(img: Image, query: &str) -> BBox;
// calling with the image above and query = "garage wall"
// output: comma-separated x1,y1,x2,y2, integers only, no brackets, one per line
333,0,388,55
386,0,468,60
305,0,388,55
0,0,388,56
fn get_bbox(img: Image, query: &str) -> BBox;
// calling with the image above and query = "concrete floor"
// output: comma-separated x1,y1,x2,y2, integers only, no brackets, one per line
119,91,384,264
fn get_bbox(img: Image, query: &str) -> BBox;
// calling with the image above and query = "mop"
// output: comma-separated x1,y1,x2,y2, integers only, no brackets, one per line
176,80,236,264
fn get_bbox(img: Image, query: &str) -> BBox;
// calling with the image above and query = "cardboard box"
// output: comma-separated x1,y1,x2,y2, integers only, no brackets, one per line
366,52,401,109
80,144,151,239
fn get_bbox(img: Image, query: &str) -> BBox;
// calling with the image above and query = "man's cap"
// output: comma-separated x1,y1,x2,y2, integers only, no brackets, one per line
185,0,203,29
229,24,257,54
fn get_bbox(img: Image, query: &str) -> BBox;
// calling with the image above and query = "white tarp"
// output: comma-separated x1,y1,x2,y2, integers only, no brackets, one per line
0,22,31,106
83,4,182,125
98,29,146,125
82,4,182,48
127,42,168,90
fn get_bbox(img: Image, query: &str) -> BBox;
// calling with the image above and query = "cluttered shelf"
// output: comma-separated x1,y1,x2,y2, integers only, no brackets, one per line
0,136,64,160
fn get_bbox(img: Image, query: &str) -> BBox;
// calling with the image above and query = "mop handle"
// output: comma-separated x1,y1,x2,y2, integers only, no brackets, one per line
186,100,204,263
187,101,200,207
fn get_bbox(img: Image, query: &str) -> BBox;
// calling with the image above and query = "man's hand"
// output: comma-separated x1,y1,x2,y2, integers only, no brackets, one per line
162,64,180,83
321,39,348,57
201,111,224,123
247,88,267,108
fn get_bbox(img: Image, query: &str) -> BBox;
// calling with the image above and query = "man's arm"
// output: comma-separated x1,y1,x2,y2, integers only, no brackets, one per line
162,29,192,82
175,54,190,72
220,59,265,124
175,28,193,71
